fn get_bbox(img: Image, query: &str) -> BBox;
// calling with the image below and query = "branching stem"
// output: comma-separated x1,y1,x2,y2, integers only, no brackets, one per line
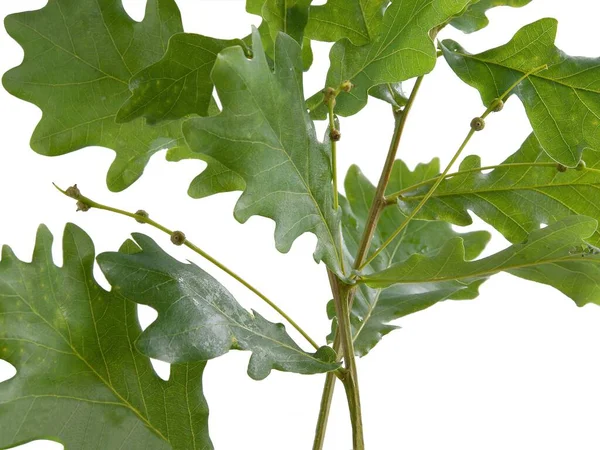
356,64,548,272
313,76,425,449
53,183,322,353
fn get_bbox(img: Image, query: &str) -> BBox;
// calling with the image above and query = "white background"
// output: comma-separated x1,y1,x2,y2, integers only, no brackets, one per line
1,1,600,449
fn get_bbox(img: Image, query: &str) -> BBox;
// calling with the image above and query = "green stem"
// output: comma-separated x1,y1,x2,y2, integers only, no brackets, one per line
384,162,559,204
53,183,321,352
328,100,339,211
328,271,364,450
356,64,549,272
312,77,425,449
312,366,337,450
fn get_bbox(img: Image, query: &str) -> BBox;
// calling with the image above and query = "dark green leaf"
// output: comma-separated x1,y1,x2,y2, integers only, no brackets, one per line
369,83,408,110
398,134,600,247
307,0,476,118
183,30,345,277
363,216,600,307
305,0,388,46
442,19,600,167
247,0,313,71
339,162,490,356
98,234,339,381
117,33,245,125
451,0,533,33
0,224,212,449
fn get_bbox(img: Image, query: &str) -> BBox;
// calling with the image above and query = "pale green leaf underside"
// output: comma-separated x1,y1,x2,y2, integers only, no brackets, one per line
399,134,600,247
442,18,600,167
307,0,477,119
184,30,344,277
340,162,490,356
0,224,212,449
305,0,388,46
1,0,194,192
451,0,533,33
98,234,339,381
363,215,600,307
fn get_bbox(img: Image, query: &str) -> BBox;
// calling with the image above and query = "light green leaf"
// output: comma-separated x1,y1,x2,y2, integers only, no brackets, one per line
305,0,388,46
0,224,212,449
1,0,205,192
442,18,600,167
307,0,476,118
398,134,600,247
117,33,245,125
183,30,345,277
339,162,490,356
363,215,600,307
451,0,533,33
98,233,338,381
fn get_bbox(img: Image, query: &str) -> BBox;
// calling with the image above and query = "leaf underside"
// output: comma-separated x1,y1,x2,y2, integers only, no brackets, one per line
451,0,533,33
339,162,491,356
399,133,600,247
0,224,212,450
307,0,477,119
443,18,600,167
98,234,339,381
364,215,600,308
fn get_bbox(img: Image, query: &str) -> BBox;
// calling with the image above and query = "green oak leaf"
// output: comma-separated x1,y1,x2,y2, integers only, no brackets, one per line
183,30,345,277
117,33,246,125
442,18,600,167
397,134,600,247
363,215,600,307
451,0,533,33
1,0,208,192
338,162,490,356
0,224,213,449
98,233,339,381
307,0,476,119
305,0,388,46
247,0,313,71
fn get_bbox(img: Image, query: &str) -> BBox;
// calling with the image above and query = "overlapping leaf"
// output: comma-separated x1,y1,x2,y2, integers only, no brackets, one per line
442,19,600,167
183,30,344,276
363,215,600,307
451,0,533,33
307,0,476,118
0,224,212,449
397,134,600,246
2,0,197,191
305,0,388,46
338,162,490,356
98,234,338,381
117,33,245,125
246,0,313,71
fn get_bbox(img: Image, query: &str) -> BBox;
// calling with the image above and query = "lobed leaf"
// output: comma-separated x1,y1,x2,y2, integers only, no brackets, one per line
2,0,197,192
117,33,245,125
98,234,339,381
305,0,388,46
247,0,313,71
442,19,600,167
339,162,490,356
307,0,477,118
363,216,600,307
398,134,600,246
0,224,212,449
451,0,533,33
183,30,345,277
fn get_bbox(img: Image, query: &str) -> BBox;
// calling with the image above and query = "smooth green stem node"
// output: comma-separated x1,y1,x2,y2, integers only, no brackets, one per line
52,183,322,353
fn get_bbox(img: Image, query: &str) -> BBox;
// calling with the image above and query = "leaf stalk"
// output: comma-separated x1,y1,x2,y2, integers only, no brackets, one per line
53,183,322,353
